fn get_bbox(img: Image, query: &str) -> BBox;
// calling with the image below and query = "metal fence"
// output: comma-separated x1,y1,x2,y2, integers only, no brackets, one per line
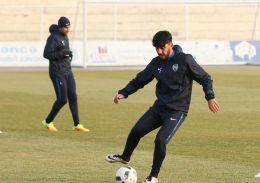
0,1,260,67
0,1,260,42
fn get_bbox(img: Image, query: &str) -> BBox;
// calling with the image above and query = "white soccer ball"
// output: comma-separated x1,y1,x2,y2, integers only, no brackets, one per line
115,166,137,183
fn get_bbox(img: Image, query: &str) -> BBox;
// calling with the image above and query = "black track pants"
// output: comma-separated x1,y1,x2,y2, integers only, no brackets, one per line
121,106,186,177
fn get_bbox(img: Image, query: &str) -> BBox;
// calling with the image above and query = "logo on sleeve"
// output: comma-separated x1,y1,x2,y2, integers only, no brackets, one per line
158,67,162,73
172,64,178,72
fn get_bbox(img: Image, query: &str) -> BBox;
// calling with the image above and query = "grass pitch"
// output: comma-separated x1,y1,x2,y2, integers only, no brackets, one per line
0,66,259,183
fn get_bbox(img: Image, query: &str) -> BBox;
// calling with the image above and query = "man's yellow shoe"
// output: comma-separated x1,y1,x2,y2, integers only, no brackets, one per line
74,124,89,132
42,120,58,132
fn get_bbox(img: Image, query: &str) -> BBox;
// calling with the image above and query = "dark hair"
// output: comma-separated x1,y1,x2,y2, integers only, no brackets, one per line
152,31,172,48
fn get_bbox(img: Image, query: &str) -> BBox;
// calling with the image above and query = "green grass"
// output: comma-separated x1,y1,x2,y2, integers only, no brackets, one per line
0,66,259,183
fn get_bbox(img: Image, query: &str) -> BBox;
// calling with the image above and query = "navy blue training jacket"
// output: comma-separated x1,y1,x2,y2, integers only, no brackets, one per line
43,24,72,77
118,45,215,113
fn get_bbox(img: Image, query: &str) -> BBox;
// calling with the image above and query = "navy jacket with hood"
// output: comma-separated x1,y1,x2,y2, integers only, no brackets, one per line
43,24,72,76
118,45,215,114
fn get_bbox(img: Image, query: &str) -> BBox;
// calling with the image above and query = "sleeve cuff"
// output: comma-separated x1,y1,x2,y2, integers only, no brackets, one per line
205,94,215,101
118,90,128,98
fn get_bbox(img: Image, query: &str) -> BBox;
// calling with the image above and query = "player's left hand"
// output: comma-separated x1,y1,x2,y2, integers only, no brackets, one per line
114,94,125,104
208,99,219,113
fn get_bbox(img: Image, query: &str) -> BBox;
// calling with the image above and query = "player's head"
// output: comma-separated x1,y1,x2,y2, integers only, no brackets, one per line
152,30,173,60
58,16,71,35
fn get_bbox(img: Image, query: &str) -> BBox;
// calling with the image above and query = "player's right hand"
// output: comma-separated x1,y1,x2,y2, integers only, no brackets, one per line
208,98,219,113
114,94,125,104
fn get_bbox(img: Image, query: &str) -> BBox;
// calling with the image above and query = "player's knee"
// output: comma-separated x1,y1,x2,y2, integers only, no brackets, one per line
68,94,77,103
130,128,143,138
58,98,67,106
154,137,166,147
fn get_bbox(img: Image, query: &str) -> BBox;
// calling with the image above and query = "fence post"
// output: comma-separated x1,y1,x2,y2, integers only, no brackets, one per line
185,4,189,41
113,1,118,41
83,0,87,68
40,6,44,42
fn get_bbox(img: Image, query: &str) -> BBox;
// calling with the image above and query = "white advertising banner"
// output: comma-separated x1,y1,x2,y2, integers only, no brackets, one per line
179,41,235,65
85,40,246,66
0,42,46,67
85,40,155,66
0,41,84,67
0,40,254,67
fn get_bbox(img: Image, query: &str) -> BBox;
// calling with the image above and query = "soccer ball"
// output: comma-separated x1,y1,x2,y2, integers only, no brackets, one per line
115,166,137,183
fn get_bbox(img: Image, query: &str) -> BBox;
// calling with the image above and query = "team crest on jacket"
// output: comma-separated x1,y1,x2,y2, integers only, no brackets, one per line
172,64,178,72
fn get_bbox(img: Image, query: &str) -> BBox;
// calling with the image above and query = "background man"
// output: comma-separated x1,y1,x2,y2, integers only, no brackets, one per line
42,16,89,132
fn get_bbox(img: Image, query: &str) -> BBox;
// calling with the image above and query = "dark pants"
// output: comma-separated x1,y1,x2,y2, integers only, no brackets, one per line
45,72,79,126
121,106,186,177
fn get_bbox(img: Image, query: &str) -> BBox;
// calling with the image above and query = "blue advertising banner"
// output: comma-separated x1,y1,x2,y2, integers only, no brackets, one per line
230,41,260,63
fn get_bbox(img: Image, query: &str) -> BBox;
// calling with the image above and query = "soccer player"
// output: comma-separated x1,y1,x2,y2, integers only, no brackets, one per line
105,31,219,183
42,16,89,132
